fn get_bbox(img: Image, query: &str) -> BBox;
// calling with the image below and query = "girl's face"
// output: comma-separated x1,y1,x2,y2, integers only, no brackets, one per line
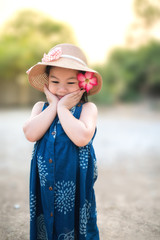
48,67,80,100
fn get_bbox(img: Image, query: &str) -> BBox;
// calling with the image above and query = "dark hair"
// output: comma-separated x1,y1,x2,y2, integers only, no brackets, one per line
45,66,88,103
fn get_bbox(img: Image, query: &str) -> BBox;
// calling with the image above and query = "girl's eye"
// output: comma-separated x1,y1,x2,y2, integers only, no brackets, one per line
68,82,76,85
52,81,58,83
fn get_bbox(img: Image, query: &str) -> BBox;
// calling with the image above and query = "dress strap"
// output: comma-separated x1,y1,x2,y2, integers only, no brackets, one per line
42,102,49,111
73,102,83,120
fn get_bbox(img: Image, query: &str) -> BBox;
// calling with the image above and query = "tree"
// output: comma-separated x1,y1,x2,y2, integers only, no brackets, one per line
0,9,76,106
91,41,160,104
134,0,160,26
91,0,160,105
0,9,76,82
126,0,160,47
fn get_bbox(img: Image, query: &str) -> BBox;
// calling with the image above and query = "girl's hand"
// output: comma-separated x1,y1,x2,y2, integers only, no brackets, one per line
44,85,59,105
58,89,85,110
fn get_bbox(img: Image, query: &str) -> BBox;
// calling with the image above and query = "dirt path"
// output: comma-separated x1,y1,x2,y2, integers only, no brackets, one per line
0,105,160,239
0,156,160,240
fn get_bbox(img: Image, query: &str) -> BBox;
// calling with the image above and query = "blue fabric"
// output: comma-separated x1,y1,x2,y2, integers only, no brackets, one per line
29,102,100,240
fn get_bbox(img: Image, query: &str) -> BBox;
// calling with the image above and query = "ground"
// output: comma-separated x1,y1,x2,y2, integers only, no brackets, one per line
0,102,160,239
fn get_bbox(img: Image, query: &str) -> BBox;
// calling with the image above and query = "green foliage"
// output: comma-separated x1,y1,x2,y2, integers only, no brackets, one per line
1,8,160,106
134,0,160,26
91,41,160,104
0,9,76,81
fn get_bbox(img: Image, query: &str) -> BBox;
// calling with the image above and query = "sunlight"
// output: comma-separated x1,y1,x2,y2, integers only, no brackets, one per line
0,0,134,63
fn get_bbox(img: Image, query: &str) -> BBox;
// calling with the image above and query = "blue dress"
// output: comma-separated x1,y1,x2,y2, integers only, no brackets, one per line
29,102,100,240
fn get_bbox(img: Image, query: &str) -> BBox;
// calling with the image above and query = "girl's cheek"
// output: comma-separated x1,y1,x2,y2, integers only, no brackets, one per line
48,85,52,91
73,83,80,89
48,85,55,93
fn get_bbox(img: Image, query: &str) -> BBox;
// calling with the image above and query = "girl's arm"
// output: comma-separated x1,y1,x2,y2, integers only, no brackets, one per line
23,86,58,142
57,91,97,147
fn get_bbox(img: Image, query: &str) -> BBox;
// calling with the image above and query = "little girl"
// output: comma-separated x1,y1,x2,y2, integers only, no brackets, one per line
23,43,102,240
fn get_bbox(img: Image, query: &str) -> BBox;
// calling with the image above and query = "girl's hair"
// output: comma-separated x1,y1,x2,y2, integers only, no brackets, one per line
46,66,88,103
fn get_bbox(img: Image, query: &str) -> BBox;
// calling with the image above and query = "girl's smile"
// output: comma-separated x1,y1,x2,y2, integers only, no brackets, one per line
48,67,80,97
56,95,64,100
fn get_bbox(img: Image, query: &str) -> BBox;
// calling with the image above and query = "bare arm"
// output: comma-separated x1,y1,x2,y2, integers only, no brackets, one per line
23,86,59,142
57,91,97,147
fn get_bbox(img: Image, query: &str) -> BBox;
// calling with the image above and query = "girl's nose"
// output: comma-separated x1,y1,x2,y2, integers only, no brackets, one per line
58,84,67,94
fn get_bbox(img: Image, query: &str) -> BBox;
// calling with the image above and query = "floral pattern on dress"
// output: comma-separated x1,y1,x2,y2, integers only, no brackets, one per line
93,157,98,182
70,106,76,115
37,155,48,187
30,192,36,221
31,142,38,159
79,145,89,169
37,214,48,240
54,180,76,214
79,199,91,237
58,229,74,240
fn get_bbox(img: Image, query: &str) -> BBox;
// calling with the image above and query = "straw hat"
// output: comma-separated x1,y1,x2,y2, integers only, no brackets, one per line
27,43,102,95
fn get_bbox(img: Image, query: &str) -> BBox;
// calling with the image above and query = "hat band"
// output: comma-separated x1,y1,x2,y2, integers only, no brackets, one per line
61,54,87,66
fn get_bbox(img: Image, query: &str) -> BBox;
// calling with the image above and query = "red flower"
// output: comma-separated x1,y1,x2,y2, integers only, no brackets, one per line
77,72,98,93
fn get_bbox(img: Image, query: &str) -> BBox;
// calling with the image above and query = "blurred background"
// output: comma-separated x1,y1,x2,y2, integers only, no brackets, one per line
0,0,160,239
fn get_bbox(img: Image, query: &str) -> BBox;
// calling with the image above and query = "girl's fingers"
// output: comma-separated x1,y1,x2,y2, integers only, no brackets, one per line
43,84,49,95
70,89,85,98
76,89,85,99
58,89,85,109
43,84,59,104
72,90,85,104
74,90,85,101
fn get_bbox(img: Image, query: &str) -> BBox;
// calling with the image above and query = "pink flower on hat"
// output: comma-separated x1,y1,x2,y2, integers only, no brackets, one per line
77,72,98,93
42,47,62,62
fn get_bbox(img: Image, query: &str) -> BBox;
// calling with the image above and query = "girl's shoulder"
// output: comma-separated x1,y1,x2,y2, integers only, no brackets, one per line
82,101,97,112
32,101,45,111
30,101,45,118
81,102,98,118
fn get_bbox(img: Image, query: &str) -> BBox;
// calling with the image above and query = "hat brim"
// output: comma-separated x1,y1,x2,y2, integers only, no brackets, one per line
28,58,102,95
